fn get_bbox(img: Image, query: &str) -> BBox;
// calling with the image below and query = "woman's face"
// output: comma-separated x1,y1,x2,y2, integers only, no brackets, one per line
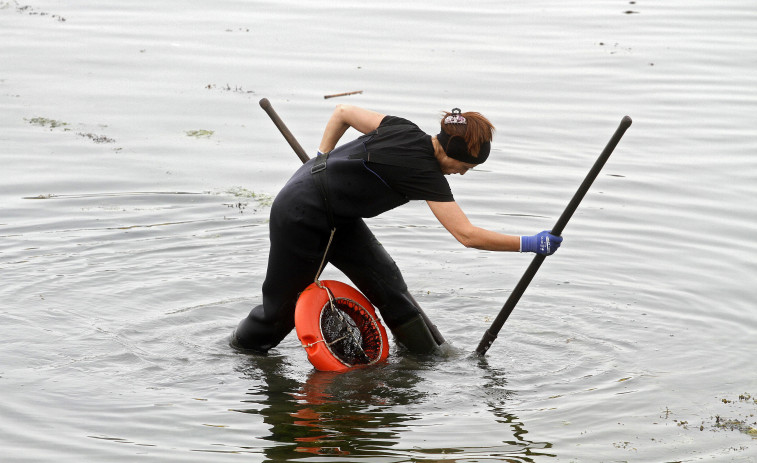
431,136,478,175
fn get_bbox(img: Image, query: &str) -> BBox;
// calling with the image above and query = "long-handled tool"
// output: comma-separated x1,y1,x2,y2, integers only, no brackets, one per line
259,98,310,163
475,116,632,356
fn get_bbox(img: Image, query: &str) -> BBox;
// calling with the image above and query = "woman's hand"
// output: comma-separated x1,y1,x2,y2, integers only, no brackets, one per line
519,230,563,255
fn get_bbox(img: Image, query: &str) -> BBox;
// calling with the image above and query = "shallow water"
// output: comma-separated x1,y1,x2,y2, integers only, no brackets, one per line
2,0,756,461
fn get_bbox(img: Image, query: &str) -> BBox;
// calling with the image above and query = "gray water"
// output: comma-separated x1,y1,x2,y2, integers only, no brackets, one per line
2,0,756,461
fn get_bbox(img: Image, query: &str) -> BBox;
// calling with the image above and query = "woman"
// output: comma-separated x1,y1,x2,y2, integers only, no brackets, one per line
232,105,562,354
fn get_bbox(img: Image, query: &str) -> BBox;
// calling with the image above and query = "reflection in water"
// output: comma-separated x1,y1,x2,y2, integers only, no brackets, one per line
476,355,556,460
233,352,555,462
235,354,422,460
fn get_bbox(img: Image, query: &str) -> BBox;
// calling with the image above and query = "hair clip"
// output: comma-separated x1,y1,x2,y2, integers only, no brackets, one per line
444,108,467,124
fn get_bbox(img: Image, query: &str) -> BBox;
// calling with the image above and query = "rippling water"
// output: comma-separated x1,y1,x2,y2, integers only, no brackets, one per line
2,0,756,461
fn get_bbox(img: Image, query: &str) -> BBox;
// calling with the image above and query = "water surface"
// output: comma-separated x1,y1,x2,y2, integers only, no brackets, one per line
2,0,756,461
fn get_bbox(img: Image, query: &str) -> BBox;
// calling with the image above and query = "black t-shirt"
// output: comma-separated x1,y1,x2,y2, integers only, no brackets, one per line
273,115,454,238
358,116,454,202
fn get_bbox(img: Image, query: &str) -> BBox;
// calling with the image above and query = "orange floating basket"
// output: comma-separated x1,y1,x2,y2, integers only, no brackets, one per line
294,280,389,372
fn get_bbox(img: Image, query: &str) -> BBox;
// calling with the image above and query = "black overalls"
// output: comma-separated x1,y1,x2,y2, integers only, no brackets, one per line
233,120,446,353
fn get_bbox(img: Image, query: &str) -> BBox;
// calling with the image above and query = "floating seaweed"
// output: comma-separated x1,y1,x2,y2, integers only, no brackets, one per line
25,116,69,130
186,129,214,138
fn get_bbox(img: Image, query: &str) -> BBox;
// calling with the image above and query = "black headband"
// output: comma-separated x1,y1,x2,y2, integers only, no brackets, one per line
436,130,490,165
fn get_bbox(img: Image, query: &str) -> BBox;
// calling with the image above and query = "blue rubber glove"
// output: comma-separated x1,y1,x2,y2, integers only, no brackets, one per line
520,230,563,256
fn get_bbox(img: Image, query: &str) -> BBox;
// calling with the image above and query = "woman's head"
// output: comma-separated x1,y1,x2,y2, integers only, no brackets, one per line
437,108,495,164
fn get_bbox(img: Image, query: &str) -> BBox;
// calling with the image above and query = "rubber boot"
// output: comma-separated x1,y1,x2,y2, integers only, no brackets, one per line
405,292,446,347
390,313,442,354
231,304,293,354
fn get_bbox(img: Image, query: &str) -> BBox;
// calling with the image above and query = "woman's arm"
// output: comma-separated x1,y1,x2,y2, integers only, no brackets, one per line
318,105,385,153
426,200,521,251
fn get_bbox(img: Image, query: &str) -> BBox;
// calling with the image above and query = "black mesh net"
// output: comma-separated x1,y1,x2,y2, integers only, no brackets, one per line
319,297,385,367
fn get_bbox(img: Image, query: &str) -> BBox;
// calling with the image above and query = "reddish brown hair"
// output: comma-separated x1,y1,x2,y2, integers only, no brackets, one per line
440,111,496,159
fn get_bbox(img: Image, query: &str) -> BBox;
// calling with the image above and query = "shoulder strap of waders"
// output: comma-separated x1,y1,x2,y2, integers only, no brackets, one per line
310,153,335,230
347,151,437,170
